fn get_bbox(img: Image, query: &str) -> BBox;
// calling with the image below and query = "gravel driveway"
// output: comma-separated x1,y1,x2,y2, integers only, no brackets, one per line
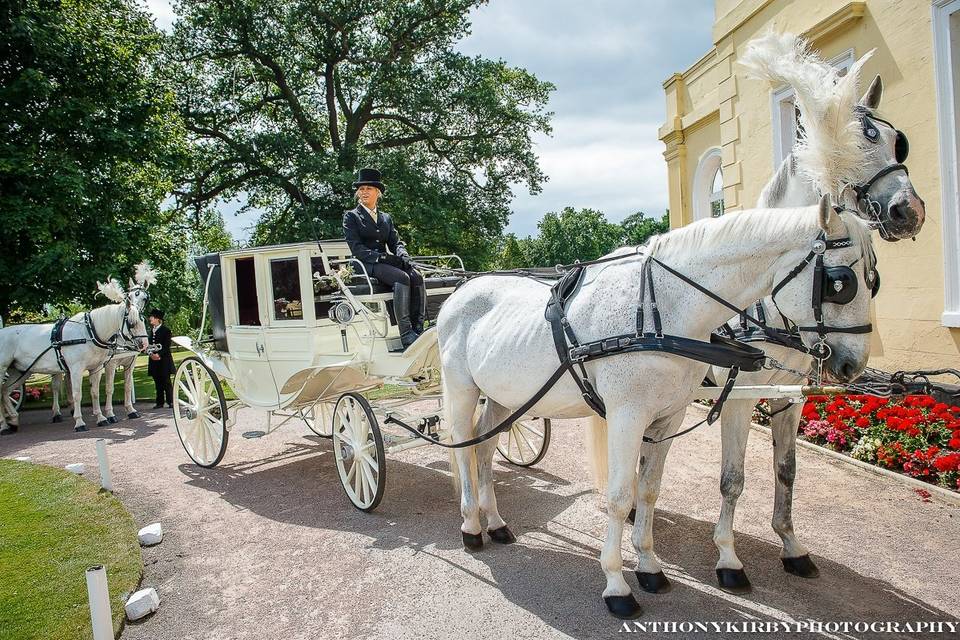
2,403,957,639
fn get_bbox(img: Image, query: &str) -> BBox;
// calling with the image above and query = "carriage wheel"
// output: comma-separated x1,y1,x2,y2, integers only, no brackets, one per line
332,392,386,511
301,401,334,438
497,417,551,467
173,357,228,468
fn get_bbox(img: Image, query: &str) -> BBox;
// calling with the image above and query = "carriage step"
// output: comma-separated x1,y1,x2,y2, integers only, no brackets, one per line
242,430,267,439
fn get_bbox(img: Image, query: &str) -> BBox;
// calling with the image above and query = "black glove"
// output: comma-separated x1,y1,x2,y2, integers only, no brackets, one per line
400,255,415,271
380,254,405,269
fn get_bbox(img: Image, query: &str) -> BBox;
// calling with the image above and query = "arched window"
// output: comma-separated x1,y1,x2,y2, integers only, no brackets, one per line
693,148,723,221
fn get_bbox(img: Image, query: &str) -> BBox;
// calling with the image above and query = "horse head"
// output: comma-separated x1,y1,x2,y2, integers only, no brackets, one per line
769,196,876,382
741,32,925,241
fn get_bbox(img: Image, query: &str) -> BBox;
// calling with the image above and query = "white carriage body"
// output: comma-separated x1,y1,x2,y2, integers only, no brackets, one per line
177,240,460,412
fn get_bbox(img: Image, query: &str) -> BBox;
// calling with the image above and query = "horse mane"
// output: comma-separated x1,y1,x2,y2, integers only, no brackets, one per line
739,31,879,198
757,153,794,207
642,206,874,279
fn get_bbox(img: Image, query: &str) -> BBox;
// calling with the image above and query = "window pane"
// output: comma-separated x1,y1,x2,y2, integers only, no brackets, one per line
235,257,260,326
710,198,725,218
311,256,333,321
710,168,723,195
270,258,303,320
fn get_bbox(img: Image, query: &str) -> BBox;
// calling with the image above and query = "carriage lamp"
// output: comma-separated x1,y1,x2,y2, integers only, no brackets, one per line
328,301,356,325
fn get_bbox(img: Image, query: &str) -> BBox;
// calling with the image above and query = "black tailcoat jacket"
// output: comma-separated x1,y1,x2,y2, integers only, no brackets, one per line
147,324,175,377
342,205,408,268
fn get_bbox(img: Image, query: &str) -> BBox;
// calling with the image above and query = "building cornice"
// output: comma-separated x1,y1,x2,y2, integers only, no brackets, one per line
803,2,867,43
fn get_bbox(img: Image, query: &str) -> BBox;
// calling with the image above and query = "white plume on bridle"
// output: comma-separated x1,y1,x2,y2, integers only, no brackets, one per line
134,261,157,288
739,32,876,199
96,278,126,303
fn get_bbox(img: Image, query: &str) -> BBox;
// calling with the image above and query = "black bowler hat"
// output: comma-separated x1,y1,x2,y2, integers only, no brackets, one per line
149,308,164,321
352,168,386,193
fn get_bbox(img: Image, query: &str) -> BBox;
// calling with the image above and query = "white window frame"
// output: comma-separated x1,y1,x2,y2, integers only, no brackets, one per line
770,49,855,168
934,0,960,327
692,147,723,221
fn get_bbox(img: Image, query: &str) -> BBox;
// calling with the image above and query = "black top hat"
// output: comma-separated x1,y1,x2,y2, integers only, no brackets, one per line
149,308,164,321
352,168,386,193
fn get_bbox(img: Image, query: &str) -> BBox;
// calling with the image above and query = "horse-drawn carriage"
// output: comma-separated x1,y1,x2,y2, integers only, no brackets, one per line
172,240,550,510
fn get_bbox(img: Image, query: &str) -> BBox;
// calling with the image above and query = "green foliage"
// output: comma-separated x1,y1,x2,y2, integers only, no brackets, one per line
523,207,622,267
168,0,554,268
620,210,670,247
0,460,142,640
0,0,191,317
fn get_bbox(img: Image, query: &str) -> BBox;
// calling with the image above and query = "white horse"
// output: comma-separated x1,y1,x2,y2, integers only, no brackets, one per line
0,280,149,434
48,263,156,425
438,197,875,618
586,32,926,596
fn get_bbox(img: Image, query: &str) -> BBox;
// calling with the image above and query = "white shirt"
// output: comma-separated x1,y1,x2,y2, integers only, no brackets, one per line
360,203,379,222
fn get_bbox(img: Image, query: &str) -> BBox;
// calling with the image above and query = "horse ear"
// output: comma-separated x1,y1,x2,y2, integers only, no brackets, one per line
816,193,844,235
128,277,136,290
859,75,883,110
817,193,832,231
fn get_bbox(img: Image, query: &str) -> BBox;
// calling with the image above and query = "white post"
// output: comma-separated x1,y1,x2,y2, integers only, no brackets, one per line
85,565,113,640
95,439,113,492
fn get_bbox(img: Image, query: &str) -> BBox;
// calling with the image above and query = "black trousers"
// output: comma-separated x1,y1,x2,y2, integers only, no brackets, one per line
370,263,424,290
151,373,173,406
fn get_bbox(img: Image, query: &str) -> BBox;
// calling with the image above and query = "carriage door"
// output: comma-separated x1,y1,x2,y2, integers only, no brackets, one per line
224,256,279,408
262,253,316,403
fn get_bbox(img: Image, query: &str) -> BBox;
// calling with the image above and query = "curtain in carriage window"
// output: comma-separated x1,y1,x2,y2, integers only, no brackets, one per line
270,258,303,320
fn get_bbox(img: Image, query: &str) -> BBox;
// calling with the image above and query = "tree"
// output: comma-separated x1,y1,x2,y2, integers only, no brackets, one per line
620,210,670,247
0,0,189,316
168,0,553,267
494,233,534,269
526,207,622,267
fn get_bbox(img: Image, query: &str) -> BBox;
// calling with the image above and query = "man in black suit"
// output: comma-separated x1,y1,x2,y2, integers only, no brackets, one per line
343,168,425,349
147,308,175,408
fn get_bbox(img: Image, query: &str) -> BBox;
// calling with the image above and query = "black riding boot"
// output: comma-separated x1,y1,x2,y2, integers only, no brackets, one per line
393,283,419,348
410,284,426,334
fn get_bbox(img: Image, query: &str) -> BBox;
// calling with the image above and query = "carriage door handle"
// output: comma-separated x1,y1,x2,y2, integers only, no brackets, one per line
256,342,264,357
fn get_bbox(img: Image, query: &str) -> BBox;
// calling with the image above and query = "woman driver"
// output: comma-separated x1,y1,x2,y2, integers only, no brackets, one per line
343,168,425,349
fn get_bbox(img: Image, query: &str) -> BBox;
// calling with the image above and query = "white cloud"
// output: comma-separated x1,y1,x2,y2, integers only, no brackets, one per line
142,0,175,30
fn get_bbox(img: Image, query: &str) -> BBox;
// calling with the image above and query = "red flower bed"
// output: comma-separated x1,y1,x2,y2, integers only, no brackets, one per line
799,395,960,491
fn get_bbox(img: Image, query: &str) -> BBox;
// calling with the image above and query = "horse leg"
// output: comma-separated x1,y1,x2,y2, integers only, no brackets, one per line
0,365,16,434
51,373,63,422
600,407,651,619
123,361,139,419
445,378,484,550
475,400,514,543
770,402,818,577
713,400,752,592
631,411,684,595
70,366,87,432
103,362,118,423
89,368,108,426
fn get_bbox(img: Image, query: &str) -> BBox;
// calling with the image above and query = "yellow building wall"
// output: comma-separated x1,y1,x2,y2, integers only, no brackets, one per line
660,0,960,371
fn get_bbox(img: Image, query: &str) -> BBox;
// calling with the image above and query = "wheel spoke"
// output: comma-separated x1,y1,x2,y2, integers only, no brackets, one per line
517,425,536,460
359,460,375,504
520,422,544,440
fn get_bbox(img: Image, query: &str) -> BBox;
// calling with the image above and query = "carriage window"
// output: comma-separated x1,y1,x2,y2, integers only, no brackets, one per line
235,257,260,326
270,258,303,321
311,256,333,320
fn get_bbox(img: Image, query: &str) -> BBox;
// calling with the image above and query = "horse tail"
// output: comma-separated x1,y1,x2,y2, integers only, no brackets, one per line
584,415,608,493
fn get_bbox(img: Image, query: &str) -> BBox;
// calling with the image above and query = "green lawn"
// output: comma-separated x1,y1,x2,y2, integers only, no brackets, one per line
18,349,236,411
0,460,142,640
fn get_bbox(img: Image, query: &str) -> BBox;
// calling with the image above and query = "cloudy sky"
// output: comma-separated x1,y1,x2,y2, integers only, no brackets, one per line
145,0,715,239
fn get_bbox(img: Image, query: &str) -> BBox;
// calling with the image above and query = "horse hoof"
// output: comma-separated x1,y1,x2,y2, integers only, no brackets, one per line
716,568,752,593
782,555,819,578
96,420,109,427
462,531,484,552
127,411,140,420
107,416,118,424
51,414,63,423
488,526,516,544
635,571,672,594
627,508,636,525
74,425,88,432
0,426,18,436
603,594,642,619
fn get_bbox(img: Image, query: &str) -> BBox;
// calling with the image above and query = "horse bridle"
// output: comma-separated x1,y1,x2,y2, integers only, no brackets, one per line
849,109,910,228
770,230,878,362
